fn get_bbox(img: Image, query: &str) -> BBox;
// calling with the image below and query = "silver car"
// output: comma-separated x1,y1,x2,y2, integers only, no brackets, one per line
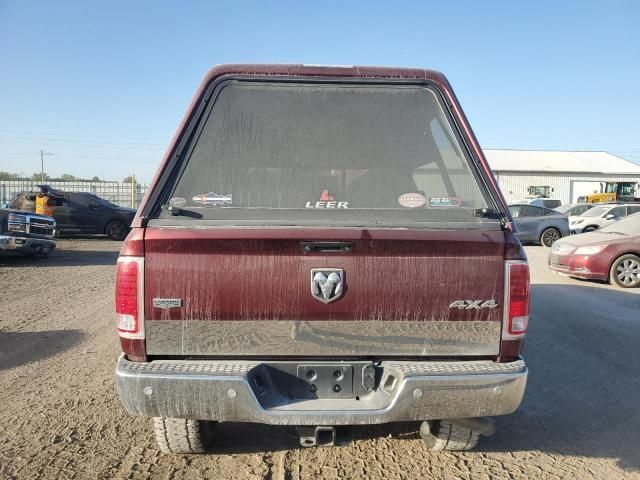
570,203,640,234
554,203,594,217
555,203,595,229
509,204,570,247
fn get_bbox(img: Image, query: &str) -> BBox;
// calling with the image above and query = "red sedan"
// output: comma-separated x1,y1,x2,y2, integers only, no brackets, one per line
549,212,640,288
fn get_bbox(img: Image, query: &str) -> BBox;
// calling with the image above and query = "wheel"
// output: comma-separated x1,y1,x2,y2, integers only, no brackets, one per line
419,420,480,451
583,226,598,233
609,254,640,288
540,227,561,247
153,418,216,454
105,220,128,241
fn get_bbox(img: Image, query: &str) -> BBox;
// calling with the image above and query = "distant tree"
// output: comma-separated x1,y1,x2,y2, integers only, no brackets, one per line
32,172,50,182
0,171,24,180
122,175,134,183
91,176,101,182
60,173,76,182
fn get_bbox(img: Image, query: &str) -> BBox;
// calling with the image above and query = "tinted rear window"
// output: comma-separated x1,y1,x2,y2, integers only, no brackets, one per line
554,205,572,214
510,205,542,218
158,81,493,227
574,204,592,215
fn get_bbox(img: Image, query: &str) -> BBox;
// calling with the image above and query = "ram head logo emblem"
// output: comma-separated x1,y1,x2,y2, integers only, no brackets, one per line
311,268,344,304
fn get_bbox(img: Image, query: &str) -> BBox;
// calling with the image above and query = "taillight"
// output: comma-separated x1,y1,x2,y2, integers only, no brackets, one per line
503,261,530,339
115,257,144,339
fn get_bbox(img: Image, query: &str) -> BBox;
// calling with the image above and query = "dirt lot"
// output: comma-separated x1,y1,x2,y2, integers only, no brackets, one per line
0,239,639,479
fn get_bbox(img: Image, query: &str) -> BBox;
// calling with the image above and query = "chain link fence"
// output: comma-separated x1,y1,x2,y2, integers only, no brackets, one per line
0,180,149,209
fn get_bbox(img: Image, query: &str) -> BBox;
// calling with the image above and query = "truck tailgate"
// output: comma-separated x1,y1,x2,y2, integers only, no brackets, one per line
143,227,504,357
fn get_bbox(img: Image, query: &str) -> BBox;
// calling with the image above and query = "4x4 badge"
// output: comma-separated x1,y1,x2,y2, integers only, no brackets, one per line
311,268,344,304
449,300,499,310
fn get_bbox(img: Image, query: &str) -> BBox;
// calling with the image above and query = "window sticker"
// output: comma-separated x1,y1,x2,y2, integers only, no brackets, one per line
169,197,187,207
305,190,348,209
398,193,426,208
429,196,462,208
319,190,334,201
192,192,232,206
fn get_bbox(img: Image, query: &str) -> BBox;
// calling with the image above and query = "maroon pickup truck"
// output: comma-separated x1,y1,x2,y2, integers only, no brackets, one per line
115,64,529,453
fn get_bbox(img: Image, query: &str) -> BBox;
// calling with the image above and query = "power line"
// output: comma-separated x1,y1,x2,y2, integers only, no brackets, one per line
0,151,159,162
0,129,167,143
0,138,165,148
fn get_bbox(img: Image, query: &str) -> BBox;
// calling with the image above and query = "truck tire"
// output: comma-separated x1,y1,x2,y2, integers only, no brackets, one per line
609,254,640,288
153,418,215,454
419,420,480,451
105,220,128,241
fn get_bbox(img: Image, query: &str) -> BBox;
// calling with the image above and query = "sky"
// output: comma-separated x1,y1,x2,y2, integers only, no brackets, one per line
0,0,639,184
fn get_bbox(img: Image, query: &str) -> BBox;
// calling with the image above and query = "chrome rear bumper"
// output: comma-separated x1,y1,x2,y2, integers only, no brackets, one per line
115,355,527,425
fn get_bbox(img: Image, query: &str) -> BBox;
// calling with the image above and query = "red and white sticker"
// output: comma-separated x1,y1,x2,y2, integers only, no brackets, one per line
319,190,335,201
306,190,349,209
398,193,426,208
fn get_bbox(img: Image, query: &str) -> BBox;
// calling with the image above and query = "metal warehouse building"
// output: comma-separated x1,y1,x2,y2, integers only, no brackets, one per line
484,149,640,205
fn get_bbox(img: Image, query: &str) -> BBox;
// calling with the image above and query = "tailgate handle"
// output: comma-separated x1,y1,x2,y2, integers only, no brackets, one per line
301,241,354,253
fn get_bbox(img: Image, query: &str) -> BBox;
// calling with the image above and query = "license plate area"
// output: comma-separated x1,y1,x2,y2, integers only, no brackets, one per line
295,365,354,399
248,362,375,408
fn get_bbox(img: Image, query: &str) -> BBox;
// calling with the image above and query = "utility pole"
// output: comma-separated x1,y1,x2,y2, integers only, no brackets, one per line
40,149,53,183
130,174,136,208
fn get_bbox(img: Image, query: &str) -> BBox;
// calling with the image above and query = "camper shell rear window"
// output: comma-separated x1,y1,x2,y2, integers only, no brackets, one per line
152,80,497,228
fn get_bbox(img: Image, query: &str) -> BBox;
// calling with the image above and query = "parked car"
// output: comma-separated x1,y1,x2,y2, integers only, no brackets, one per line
508,204,569,246
569,203,640,234
0,209,56,256
555,203,595,230
10,186,136,240
114,64,530,453
549,212,640,288
554,203,594,217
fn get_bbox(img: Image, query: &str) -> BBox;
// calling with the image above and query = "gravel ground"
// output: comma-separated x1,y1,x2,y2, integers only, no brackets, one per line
0,239,639,479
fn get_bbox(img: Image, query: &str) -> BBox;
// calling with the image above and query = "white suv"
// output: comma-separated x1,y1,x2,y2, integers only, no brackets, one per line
570,203,640,234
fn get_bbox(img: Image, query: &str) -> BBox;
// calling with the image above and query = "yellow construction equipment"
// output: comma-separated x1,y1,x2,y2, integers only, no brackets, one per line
577,181,639,204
